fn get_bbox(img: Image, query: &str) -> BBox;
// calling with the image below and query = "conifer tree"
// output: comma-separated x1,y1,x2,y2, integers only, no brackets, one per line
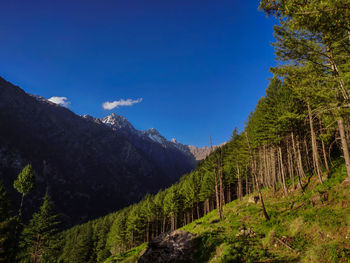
106,211,128,255
69,222,94,263
19,193,60,263
94,217,112,262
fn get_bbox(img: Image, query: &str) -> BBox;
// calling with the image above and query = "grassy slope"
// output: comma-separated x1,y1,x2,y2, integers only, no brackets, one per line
106,163,350,263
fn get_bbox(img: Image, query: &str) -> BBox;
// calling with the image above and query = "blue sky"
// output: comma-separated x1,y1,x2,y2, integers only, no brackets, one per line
0,0,276,147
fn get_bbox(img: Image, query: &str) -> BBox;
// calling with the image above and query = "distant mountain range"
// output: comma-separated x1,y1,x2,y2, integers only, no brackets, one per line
85,113,215,161
0,77,217,225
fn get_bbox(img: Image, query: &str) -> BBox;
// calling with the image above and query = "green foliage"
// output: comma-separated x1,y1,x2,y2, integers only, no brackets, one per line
107,210,128,255
216,237,271,263
59,222,95,263
19,193,61,263
0,180,17,263
104,243,147,263
13,164,35,196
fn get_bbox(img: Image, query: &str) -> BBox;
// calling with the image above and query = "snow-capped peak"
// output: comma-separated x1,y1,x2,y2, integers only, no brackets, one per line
101,113,136,131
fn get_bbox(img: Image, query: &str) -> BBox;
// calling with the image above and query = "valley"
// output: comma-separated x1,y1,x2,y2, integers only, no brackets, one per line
1,1,350,262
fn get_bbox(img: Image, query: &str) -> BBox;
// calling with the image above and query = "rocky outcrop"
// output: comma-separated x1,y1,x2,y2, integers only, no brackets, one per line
248,195,259,204
187,145,214,161
138,230,195,263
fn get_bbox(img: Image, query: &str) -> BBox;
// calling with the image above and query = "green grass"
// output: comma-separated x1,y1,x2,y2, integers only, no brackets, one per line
103,243,147,263
106,163,350,262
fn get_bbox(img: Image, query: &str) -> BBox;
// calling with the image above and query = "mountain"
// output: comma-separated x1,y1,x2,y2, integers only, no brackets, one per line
98,113,215,161
187,145,214,160
100,113,224,164
0,77,194,225
86,113,198,181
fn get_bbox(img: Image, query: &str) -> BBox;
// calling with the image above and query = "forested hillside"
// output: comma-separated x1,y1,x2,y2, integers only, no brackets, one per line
106,163,350,262
1,0,350,262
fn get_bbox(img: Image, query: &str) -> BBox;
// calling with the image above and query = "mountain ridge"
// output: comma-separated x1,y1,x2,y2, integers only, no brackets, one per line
85,112,219,161
0,77,193,225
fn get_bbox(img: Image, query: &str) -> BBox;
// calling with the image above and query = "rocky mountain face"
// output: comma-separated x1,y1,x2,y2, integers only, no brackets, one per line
187,145,214,161
0,77,219,226
86,113,197,181
99,114,215,160
86,113,216,167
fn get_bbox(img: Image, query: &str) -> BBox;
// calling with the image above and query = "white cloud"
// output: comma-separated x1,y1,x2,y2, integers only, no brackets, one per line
48,96,71,107
102,98,143,110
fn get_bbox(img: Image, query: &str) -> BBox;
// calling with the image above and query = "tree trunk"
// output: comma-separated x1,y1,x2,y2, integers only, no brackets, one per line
319,119,330,174
270,147,277,192
196,202,200,219
321,138,330,174
338,117,350,179
266,146,272,187
303,138,312,175
327,46,350,101
278,145,288,195
294,134,306,189
214,166,222,220
171,214,174,232
287,140,295,190
18,193,24,217
307,103,323,183
219,154,225,208
263,146,269,187
162,217,166,233
174,214,177,231
252,168,256,192
245,132,270,221
259,149,265,187
236,161,242,201
33,234,40,263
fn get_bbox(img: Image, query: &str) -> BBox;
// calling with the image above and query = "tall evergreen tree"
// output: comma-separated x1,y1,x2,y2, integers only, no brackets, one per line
19,193,60,263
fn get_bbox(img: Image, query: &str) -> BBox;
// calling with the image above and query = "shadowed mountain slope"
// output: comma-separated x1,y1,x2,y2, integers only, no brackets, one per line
0,77,181,225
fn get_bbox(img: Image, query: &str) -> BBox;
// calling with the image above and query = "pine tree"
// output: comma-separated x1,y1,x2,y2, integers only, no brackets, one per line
19,193,60,263
106,211,128,255
260,0,350,180
94,217,112,262
68,222,94,263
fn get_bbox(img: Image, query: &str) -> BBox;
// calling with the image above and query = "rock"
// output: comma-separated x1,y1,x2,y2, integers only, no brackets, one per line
138,230,194,263
236,227,256,238
248,195,259,204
